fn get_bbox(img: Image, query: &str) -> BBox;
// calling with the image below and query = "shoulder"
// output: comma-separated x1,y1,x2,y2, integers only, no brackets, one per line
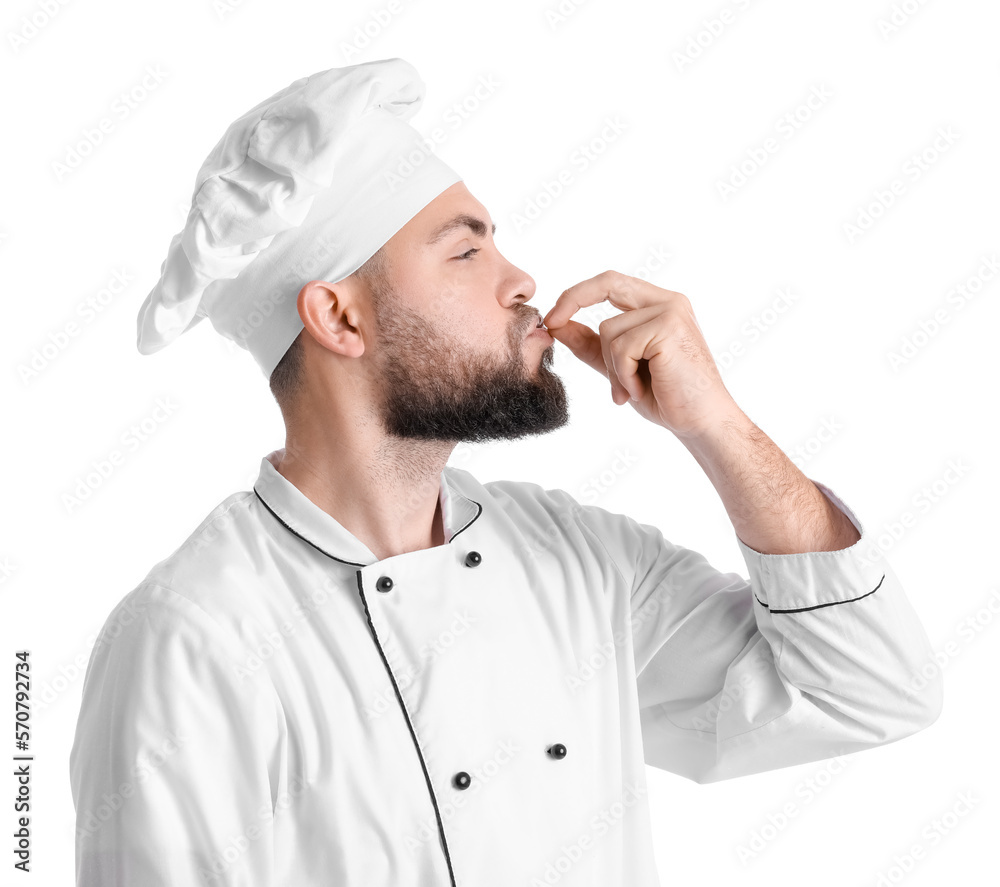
447,465,587,523
453,466,633,530
137,489,262,601
96,489,272,652
444,466,652,572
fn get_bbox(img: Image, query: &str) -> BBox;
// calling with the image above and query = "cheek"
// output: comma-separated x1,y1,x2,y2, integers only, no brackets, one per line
438,302,508,348
411,275,514,349
456,320,505,352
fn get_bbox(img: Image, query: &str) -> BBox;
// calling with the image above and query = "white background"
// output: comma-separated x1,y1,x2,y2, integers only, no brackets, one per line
2,0,997,884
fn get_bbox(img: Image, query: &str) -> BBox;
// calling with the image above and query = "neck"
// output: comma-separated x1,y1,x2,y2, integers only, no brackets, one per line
276,422,455,561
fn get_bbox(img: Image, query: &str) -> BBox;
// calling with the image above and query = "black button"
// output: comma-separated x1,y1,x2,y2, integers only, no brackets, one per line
464,550,482,568
453,771,471,790
375,576,394,593
546,743,567,759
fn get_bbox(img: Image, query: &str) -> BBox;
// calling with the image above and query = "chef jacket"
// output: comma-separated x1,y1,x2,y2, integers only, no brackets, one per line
69,448,942,886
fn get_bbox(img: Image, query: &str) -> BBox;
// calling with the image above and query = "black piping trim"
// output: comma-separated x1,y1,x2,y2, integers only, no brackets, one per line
449,500,483,543
253,487,368,567
754,573,885,614
252,479,481,885
355,571,458,887
253,484,484,561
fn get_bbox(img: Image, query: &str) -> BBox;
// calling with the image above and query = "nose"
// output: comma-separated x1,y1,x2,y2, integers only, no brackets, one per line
499,256,537,308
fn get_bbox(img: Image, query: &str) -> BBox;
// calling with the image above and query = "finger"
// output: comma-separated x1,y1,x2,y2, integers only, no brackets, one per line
598,317,629,404
546,319,607,377
543,270,662,331
609,321,659,403
597,305,661,402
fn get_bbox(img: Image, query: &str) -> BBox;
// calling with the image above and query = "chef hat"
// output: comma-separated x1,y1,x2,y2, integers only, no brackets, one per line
136,57,463,380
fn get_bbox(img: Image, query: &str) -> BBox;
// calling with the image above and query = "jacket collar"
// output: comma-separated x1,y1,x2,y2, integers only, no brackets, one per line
252,448,482,567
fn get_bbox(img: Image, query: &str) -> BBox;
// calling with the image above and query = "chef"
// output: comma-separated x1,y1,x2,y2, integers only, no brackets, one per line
70,57,943,887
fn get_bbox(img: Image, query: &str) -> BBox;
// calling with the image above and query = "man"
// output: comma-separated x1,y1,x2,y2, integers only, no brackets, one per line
70,58,942,886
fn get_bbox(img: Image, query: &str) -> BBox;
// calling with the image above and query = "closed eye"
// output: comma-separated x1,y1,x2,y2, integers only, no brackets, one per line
455,248,480,260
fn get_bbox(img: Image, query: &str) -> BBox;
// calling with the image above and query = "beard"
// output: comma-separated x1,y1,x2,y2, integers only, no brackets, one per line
367,278,570,443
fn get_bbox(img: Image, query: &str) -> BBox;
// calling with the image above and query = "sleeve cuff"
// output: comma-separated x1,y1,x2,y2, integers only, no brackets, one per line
733,480,887,613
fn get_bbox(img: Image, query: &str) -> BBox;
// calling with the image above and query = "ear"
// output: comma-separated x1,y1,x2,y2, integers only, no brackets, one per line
296,279,367,359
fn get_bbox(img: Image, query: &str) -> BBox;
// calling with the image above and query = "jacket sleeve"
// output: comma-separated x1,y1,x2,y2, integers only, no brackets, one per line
69,583,281,885
586,479,942,784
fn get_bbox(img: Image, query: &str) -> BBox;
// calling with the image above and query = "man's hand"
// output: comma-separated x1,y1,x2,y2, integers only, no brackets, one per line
543,269,860,554
542,270,740,438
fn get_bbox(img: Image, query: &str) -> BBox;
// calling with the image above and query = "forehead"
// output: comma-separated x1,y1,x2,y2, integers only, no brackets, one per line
396,182,494,244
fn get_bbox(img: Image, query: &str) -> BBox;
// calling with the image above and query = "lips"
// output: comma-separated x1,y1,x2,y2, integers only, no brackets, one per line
526,323,553,344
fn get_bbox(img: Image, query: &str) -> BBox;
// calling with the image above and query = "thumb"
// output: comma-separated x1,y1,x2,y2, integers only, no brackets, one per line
547,319,607,378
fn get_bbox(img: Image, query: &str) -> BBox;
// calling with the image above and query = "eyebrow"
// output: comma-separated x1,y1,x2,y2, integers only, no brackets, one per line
426,213,496,245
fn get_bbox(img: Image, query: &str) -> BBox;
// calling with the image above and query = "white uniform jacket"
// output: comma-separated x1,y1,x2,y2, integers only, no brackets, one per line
70,448,942,886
